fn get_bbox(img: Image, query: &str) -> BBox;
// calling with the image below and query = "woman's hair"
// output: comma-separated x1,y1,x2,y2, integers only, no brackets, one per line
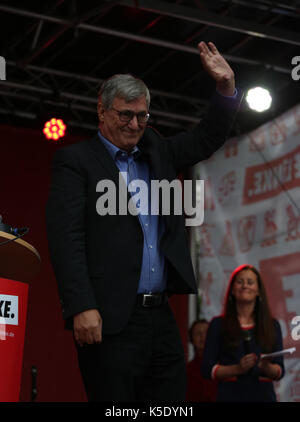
98,74,150,110
221,264,275,352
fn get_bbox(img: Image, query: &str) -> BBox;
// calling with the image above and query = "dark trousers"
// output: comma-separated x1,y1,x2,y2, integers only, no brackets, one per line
76,301,186,401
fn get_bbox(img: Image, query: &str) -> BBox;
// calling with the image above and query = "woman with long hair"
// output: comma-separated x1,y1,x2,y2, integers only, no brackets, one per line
201,264,284,401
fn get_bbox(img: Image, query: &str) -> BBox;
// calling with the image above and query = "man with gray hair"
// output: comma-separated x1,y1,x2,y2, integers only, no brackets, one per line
46,41,242,401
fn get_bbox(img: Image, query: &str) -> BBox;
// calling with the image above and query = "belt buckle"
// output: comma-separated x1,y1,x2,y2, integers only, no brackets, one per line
142,294,153,307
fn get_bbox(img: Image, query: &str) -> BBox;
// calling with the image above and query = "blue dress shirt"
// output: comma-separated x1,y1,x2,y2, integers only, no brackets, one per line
98,130,167,294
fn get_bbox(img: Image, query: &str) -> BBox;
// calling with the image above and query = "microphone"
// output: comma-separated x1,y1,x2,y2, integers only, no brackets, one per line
10,227,28,235
243,330,252,355
31,365,38,402
0,216,29,236
0,215,13,234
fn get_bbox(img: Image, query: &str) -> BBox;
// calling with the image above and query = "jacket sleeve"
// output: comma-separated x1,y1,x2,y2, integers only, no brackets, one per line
201,316,223,379
46,146,98,321
165,90,244,174
270,319,285,380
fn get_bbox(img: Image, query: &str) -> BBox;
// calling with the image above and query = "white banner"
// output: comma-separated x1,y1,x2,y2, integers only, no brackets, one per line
192,103,300,402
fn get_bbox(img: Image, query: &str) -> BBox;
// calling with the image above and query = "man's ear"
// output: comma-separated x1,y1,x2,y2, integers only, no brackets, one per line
97,102,105,122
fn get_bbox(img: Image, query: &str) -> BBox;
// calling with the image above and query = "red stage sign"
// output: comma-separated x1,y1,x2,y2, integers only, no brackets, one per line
0,277,28,401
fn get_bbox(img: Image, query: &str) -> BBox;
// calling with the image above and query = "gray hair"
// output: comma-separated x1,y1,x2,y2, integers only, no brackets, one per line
98,74,150,110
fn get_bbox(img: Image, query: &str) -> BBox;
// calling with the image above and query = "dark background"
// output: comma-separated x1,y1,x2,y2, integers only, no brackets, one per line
0,0,300,138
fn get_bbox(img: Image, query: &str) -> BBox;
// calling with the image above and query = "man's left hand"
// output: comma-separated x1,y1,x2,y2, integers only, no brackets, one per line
198,41,235,97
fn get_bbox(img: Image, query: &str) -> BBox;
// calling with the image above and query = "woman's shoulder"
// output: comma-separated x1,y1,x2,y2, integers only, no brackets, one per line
272,318,282,331
208,315,223,328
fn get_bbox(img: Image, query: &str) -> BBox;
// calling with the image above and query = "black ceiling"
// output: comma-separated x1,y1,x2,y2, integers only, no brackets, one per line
0,0,300,138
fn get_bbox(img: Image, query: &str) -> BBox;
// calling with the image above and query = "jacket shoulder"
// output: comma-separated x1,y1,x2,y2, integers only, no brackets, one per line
208,315,223,330
145,125,163,137
52,136,97,164
55,137,91,154
210,315,223,323
272,318,282,332
143,125,166,145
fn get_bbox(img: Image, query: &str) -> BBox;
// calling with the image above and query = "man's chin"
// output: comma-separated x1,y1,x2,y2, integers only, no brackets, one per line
124,131,140,138
122,134,141,146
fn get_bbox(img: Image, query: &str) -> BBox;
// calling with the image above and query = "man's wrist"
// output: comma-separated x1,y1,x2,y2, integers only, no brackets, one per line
216,81,236,97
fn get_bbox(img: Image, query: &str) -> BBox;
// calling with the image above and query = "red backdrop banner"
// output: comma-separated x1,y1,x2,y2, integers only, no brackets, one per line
0,278,28,401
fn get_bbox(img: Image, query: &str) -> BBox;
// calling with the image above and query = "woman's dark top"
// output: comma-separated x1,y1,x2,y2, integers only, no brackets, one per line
201,316,285,402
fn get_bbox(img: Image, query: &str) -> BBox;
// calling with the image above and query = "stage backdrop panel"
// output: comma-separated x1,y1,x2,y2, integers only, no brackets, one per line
192,103,300,402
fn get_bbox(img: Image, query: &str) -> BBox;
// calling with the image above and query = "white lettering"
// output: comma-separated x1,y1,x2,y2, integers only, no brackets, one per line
184,179,204,227
0,295,18,326
148,406,192,416
291,316,300,341
291,56,300,81
119,172,129,216
294,154,300,178
262,168,274,193
253,171,262,195
128,179,148,216
0,56,6,80
95,173,205,226
96,180,116,215
104,406,139,419
151,179,183,216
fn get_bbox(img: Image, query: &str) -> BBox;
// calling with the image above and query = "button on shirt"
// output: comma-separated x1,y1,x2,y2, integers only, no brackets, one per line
98,130,167,294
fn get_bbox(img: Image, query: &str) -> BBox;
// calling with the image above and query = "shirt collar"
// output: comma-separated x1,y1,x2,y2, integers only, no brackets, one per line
98,129,141,161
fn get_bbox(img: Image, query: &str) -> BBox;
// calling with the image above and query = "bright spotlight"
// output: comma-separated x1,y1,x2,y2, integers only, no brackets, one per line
43,118,66,141
245,87,272,112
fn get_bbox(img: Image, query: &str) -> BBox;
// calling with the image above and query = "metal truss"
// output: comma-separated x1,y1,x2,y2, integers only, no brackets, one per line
0,0,299,135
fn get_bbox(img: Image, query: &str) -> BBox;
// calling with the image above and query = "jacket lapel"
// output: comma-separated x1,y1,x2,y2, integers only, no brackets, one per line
138,127,163,181
88,134,121,187
139,128,173,230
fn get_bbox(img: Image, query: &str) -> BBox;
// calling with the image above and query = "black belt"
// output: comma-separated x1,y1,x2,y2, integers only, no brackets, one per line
136,292,168,308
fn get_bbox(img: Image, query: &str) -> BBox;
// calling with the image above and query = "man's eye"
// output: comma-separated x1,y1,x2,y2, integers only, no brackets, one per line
120,111,133,119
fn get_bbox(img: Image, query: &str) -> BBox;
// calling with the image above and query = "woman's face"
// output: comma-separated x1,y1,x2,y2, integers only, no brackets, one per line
231,269,260,304
191,322,208,352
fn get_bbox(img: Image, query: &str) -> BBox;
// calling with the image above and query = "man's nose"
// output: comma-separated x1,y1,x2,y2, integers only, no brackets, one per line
128,115,139,129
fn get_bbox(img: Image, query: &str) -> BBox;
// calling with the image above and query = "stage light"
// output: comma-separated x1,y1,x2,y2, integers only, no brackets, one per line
245,87,272,112
43,118,66,140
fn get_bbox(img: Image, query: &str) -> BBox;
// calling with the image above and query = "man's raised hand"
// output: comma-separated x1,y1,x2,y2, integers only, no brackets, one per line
198,41,235,96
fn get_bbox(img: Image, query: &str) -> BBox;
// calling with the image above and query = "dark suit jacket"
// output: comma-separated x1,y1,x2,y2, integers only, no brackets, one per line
46,93,241,334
